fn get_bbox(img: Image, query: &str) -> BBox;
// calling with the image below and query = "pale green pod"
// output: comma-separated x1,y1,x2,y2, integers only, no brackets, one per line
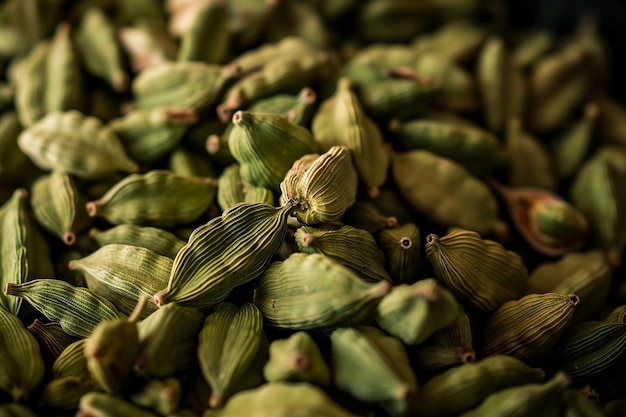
69,244,172,318
17,111,139,178
482,293,580,364
263,331,330,386
202,382,358,417
178,0,229,64
280,146,358,224
228,36,315,74
331,326,417,417
13,40,49,127
228,111,319,191
0,189,54,315
42,376,99,410
130,378,181,416
168,146,218,179
45,23,82,114
312,78,389,197
412,20,487,64
552,103,599,179
78,392,160,417
426,230,528,313
27,319,80,361
31,170,91,245
377,223,422,284
86,170,217,227
76,8,128,92
393,151,508,238
4,279,125,338
0,112,30,185
477,36,507,132
217,164,275,211
413,355,546,417
136,303,204,378
198,303,266,409
248,87,317,127
350,43,417,69
0,403,38,417
254,253,391,331
154,203,293,308
0,305,45,402
53,339,89,379
295,224,391,282
376,278,459,345
89,225,185,259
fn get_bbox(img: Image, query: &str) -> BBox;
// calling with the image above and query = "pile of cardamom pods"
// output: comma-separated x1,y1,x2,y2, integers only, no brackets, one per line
2,0,626,416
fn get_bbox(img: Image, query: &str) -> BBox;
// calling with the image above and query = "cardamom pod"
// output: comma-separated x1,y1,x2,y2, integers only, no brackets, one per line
45,23,82,114
42,377,99,411
89,225,185,260
377,222,423,284
130,378,181,416
477,36,507,132
77,392,160,417
216,164,275,211
551,103,598,179
177,0,229,64
14,41,49,127
27,319,80,361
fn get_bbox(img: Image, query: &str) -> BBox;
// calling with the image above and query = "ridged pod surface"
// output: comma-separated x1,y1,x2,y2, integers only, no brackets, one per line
89,225,185,260
216,164,274,211
378,223,422,284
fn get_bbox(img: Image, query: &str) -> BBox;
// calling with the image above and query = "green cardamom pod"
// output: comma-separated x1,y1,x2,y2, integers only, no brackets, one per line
53,339,89,379
425,230,528,312
27,319,80,361
78,391,160,417
14,41,49,127
130,378,181,416
413,20,487,64
512,31,554,69
46,23,82,114
477,36,507,132
42,376,99,411
342,198,399,233
216,164,275,212
168,146,218,179
118,24,176,74
177,0,229,64
377,222,423,284
254,253,391,331
89,225,185,260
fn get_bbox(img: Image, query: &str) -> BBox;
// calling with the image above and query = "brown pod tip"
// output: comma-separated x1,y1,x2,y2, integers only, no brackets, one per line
458,348,476,363
206,135,221,155
567,294,581,307
63,231,76,246
299,87,317,104
386,216,398,229
210,394,222,409
300,234,316,247
399,237,412,249
290,352,310,371
85,202,99,218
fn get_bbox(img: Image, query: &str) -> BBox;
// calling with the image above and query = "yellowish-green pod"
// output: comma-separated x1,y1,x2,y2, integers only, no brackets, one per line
136,303,204,378
130,377,181,416
155,203,293,309
247,87,317,127
392,151,508,237
45,23,82,114
0,112,30,186
0,305,45,402
482,293,580,364
89,225,185,260
228,111,319,192
331,326,417,417
168,146,218,179
342,198,399,233
0,403,38,417
312,77,389,197
412,20,487,64
202,382,358,417
477,36,507,132
53,339,89,379
78,392,160,417
14,40,49,127
280,146,358,224
178,0,229,64
86,170,217,227
263,0,330,48
413,355,546,417
254,253,391,331
69,244,172,318
425,230,528,313
376,278,459,345
27,319,80,360
118,24,176,74
263,331,330,386
42,376,99,410
295,224,391,282
17,111,139,178
4,279,125,338
198,302,266,409
217,164,275,212
76,8,128,92
378,222,422,284
31,170,90,245
512,31,554,69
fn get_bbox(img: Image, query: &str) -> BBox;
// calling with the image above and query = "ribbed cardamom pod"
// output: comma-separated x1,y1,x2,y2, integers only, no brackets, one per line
280,146,358,224
477,36,507,132
412,20,487,63
154,202,292,309
130,378,181,416
551,103,598,179
392,151,508,237
202,382,358,417
376,278,460,345
14,41,49,127
168,146,219,179
136,302,204,378
0,189,54,315
482,293,580,364
413,355,546,417
342,198,399,233
312,77,389,197
295,224,391,282
254,253,390,331
198,302,266,409
377,222,423,284
89,225,185,260
77,392,160,417
42,377,100,411
528,250,613,323
0,403,38,417
53,339,89,379
84,298,146,394
17,111,139,178
228,111,319,191
425,230,528,312
216,164,275,211
0,112,32,186
248,87,317,127
178,0,229,64
459,372,570,417
263,331,330,386
76,8,128,92
70,244,171,318
331,326,418,417
30,170,91,245
27,319,80,361
45,23,82,114
4,279,125,338
86,170,217,227
389,118,507,175
0,305,45,402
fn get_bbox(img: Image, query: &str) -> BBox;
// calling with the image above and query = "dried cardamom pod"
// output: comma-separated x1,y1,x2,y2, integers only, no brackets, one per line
17,111,139,178
130,378,181,416
53,339,89,379
482,293,580,364
377,222,423,284
413,355,545,417
331,325,417,417
198,302,266,408
477,36,507,132
551,103,598,179
13,40,49,127
89,225,185,260
86,170,217,227
263,331,330,386
254,253,390,331
169,145,218,179
0,305,45,401
42,376,99,410
392,151,508,237
27,319,80,361
376,278,459,345
295,224,391,282
118,24,176,74
4,279,125,338
412,20,487,64
425,230,528,312
248,87,317,127
45,23,82,114
154,202,293,308
216,164,275,211
77,392,160,417
341,198,398,233
177,0,229,64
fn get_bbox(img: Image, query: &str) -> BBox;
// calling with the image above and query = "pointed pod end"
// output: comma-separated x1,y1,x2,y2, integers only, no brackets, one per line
301,233,315,247
399,237,412,249
85,202,98,218
584,102,599,119
128,296,149,323
206,135,221,155
209,394,222,409
63,231,76,246
4,283,15,296
458,348,476,363
567,294,581,307
232,110,245,125
367,186,380,199
299,87,317,104
153,291,165,308
425,233,439,246
111,71,129,93
373,280,392,298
